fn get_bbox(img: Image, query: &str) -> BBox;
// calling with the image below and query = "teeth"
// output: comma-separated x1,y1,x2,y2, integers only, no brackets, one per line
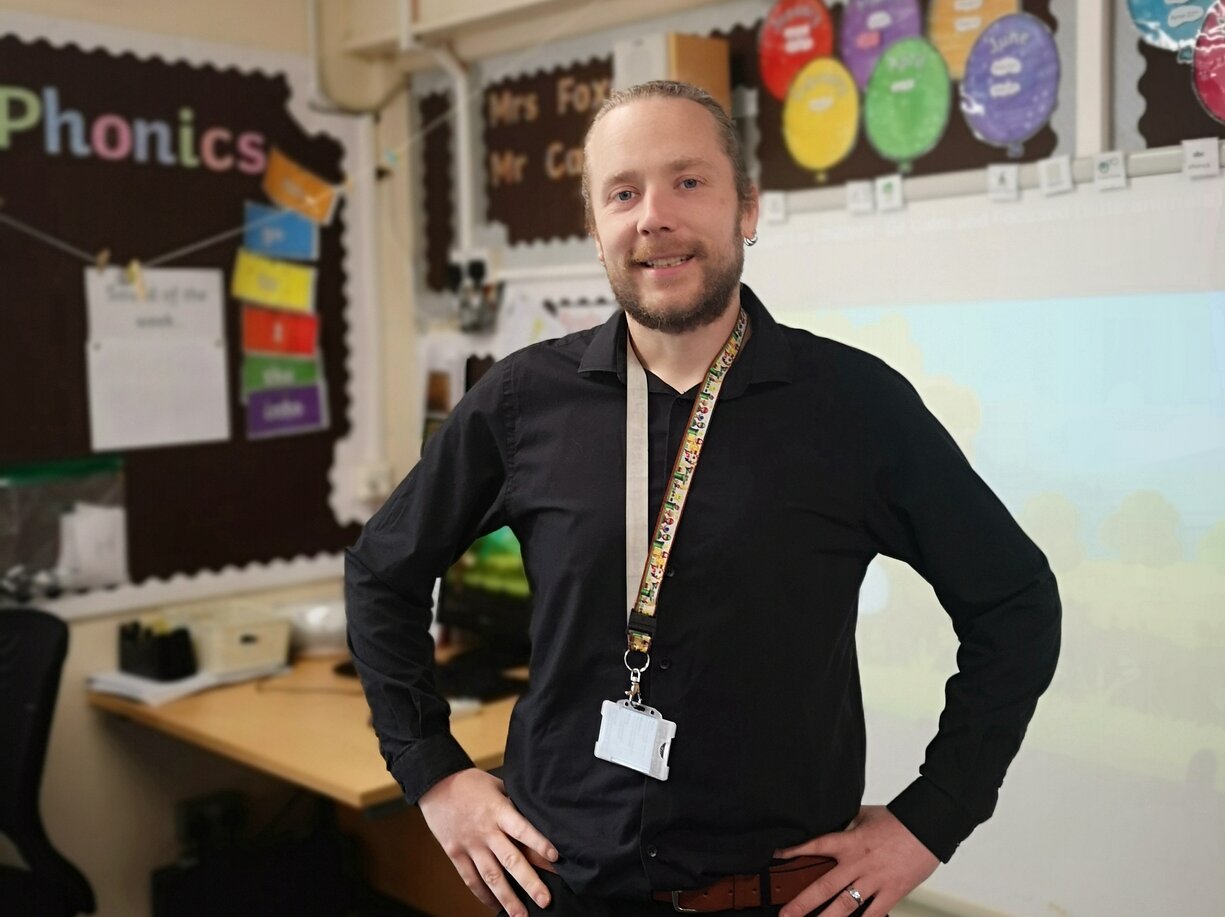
645,256,689,268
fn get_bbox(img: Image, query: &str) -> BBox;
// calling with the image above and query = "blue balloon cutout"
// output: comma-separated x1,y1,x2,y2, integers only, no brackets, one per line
1127,0,1213,62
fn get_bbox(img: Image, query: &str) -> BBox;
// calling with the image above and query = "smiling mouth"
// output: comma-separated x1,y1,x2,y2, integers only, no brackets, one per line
637,254,694,269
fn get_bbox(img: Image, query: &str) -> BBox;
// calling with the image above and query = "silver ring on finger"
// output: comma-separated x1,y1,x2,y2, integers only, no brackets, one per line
845,886,864,905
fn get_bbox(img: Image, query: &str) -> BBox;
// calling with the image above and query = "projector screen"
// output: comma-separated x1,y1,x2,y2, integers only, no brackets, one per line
741,164,1225,916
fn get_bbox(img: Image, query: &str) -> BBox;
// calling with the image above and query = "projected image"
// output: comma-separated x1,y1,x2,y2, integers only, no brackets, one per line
780,291,1225,915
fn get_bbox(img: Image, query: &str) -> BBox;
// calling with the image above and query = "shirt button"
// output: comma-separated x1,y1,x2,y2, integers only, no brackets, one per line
647,845,658,858
659,658,672,671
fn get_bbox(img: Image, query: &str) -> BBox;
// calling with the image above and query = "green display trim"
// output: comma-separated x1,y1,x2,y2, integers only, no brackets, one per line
0,456,124,486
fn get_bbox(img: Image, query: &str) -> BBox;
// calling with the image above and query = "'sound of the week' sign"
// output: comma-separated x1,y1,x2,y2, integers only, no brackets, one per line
482,59,612,243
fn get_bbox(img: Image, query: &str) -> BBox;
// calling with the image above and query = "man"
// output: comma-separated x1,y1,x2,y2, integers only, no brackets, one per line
346,81,1060,917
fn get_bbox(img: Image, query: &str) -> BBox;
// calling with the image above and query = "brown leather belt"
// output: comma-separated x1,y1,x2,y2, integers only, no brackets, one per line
525,848,835,913
650,856,836,912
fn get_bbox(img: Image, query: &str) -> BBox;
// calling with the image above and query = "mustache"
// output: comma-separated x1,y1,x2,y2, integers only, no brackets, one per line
628,243,704,264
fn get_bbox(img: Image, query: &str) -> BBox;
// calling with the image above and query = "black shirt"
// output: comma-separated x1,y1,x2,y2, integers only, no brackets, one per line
345,284,1061,900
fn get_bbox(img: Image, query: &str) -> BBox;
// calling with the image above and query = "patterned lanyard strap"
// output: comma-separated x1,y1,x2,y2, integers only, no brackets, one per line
622,308,748,702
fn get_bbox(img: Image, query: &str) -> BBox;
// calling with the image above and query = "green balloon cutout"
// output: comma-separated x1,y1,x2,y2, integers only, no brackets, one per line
864,37,951,172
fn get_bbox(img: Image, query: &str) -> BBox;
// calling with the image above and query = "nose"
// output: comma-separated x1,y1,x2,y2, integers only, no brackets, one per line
636,186,676,236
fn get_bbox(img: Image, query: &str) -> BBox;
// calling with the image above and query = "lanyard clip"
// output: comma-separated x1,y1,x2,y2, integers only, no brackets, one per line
623,648,650,709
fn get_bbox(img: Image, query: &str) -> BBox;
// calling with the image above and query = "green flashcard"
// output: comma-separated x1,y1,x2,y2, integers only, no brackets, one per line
242,355,319,397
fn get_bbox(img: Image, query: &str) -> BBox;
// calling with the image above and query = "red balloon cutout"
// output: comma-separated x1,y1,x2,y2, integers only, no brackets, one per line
759,0,835,101
1193,1,1225,124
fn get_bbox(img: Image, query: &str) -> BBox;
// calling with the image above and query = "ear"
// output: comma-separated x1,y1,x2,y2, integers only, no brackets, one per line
593,232,605,264
739,184,760,241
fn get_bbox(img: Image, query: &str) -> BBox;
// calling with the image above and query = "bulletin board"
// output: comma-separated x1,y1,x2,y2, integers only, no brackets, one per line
0,22,363,588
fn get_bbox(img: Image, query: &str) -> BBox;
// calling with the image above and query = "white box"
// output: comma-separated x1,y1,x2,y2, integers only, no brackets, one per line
157,602,291,677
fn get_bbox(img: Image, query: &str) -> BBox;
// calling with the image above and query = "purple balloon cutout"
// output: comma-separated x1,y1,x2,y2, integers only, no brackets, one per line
840,0,923,89
960,13,1060,157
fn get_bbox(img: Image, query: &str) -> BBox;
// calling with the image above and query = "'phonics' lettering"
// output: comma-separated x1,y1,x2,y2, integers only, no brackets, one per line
0,85,267,174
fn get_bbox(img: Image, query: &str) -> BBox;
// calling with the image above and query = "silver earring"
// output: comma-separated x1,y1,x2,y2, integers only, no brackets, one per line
744,233,758,247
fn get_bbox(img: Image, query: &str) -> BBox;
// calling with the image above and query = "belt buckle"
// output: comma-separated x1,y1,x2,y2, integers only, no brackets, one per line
671,891,699,913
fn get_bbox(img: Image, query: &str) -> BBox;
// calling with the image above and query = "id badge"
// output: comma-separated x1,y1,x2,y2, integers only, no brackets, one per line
593,700,676,781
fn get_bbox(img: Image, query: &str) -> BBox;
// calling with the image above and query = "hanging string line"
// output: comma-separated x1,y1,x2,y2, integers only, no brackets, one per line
0,211,96,265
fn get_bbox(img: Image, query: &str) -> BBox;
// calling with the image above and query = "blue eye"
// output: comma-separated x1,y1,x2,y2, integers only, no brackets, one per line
615,190,635,202
680,178,699,189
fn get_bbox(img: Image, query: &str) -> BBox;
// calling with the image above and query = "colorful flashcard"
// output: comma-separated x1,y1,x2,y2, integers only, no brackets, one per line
231,249,317,313
263,147,340,224
242,305,319,356
243,201,320,261
242,354,320,397
246,385,329,439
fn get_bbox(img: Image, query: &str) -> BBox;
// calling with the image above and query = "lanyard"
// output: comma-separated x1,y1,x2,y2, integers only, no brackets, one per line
622,309,748,704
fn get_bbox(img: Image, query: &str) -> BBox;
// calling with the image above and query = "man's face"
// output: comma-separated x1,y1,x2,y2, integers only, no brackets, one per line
585,97,759,334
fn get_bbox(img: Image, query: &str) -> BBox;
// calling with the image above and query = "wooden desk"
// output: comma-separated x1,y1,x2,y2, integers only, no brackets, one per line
89,655,515,916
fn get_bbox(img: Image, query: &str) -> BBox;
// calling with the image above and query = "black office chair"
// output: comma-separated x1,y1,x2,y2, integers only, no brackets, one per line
0,607,96,916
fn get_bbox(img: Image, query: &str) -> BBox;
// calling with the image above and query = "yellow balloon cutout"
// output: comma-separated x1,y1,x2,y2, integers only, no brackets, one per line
783,58,859,180
927,0,1019,80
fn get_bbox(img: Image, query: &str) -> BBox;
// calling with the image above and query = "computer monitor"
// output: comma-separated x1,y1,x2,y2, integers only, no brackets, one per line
434,526,532,699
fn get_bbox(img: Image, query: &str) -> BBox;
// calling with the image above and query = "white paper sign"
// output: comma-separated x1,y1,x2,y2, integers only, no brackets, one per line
87,337,230,451
84,267,230,451
1182,138,1221,179
85,267,224,341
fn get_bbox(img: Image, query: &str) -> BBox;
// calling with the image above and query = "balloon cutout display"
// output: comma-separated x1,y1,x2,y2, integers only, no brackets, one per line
759,0,835,101
928,0,1020,80
783,58,860,180
1127,0,1214,62
961,13,1060,157
840,0,922,89
1193,1,1225,123
864,37,951,172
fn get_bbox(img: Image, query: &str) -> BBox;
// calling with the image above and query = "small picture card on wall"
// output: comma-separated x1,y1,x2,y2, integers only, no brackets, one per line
243,201,320,261
232,249,317,313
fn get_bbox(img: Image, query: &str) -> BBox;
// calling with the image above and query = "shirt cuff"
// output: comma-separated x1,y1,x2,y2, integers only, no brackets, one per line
390,732,477,805
887,776,978,863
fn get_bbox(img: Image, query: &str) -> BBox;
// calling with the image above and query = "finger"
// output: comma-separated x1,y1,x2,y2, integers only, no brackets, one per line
862,891,898,917
777,867,858,917
489,833,551,909
497,806,559,862
773,833,842,859
471,848,529,917
451,852,501,912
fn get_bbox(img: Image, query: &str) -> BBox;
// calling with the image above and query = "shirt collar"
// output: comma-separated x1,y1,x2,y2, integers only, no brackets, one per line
576,283,794,396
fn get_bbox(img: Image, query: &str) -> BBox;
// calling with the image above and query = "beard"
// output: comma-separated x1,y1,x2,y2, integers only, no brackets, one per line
605,220,744,334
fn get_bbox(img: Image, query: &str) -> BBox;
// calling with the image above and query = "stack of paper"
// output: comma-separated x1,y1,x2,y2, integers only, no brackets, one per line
87,662,288,706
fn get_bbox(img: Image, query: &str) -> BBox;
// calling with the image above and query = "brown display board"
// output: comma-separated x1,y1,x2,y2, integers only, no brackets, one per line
0,34,361,582
482,59,613,244
739,0,1060,190
420,91,455,292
